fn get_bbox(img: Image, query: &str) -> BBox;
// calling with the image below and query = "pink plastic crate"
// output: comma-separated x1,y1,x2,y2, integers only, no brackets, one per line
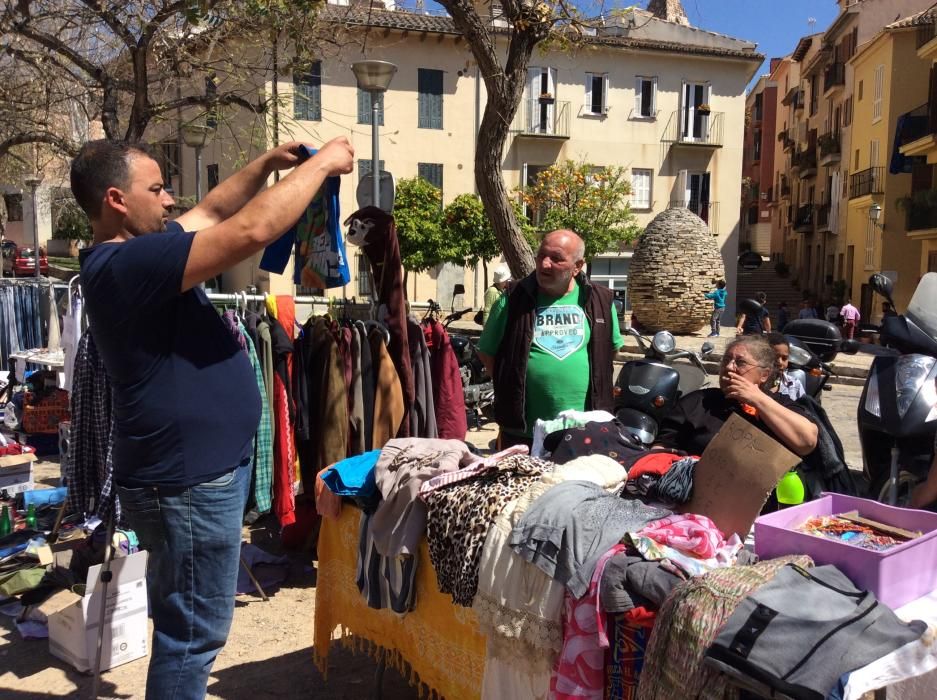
754,493,937,609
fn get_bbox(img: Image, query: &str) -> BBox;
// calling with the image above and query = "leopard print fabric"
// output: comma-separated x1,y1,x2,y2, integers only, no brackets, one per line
424,455,550,606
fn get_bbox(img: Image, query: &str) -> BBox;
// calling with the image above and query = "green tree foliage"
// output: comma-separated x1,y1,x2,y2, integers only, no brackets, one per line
442,194,499,267
394,177,462,273
519,160,641,260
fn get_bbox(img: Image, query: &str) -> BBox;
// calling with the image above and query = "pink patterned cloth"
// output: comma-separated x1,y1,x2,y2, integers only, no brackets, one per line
636,513,726,559
417,444,530,497
551,544,626,699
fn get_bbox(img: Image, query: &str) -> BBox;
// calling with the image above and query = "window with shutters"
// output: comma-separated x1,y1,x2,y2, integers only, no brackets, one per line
161,142,180,179
293,63,321,121
843,96,853,126
417,162,443,192
634,76,657,119
584,73,607,115
357,89,384,125
864,217,875,269
753,129,762,162
357,254,372,297
358,159,385,176
872,65,884,122
418,68,443,129
630,169,652,210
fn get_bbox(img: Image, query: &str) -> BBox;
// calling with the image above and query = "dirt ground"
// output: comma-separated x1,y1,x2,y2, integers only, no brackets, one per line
0,425,498,699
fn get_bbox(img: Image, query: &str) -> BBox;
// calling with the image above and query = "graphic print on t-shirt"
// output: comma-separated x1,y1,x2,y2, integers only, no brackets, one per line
533,305,586,359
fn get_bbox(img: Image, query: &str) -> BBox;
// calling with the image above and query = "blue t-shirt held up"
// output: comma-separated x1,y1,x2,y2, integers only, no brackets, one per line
79,222,261,488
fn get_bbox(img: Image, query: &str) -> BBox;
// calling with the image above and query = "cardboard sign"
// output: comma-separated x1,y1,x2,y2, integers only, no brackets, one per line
686,413,800,538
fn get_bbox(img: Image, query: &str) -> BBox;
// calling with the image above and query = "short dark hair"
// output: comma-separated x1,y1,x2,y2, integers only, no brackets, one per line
716,279,726,289
766,332,788,347
756,291,767,303
70,140,152,219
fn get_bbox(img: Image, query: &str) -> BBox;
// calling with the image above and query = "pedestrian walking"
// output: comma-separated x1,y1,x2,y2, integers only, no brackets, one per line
704,279,727,337
840,298,861,340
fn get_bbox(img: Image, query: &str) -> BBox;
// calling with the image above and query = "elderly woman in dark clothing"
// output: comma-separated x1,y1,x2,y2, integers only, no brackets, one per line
654,336,819,457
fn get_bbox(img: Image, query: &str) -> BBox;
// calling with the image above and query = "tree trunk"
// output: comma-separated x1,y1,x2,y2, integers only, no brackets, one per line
125,46,151,143
475,100,535,279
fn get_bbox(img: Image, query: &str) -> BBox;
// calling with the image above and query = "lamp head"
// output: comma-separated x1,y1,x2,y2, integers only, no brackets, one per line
352,60,398,92
869,202,882,223
181,122,214,148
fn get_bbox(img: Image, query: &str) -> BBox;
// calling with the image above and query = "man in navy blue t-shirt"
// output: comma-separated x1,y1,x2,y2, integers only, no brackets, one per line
70,137,353,698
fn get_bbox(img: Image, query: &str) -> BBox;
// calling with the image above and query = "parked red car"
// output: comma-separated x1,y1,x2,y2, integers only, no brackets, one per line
1,243,49,277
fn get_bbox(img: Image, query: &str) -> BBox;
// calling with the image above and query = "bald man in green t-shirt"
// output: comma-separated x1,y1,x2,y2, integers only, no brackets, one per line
478,230,623,448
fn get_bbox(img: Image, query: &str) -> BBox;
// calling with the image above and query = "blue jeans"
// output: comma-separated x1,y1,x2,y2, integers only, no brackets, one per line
117,461,249,700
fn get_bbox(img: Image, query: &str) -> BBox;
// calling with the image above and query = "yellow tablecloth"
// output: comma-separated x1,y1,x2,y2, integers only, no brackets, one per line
314,507,486,699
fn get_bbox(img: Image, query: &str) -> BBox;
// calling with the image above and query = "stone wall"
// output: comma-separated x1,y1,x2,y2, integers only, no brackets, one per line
628,207,726,334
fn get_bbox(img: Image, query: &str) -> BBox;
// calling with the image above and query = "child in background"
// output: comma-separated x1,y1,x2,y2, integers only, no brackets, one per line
704,279,727,338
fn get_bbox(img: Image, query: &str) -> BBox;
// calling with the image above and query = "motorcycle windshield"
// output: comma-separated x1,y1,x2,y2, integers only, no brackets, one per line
906,272,937,342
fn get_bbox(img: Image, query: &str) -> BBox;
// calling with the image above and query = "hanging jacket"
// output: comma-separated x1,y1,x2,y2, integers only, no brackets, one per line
356,321,376,451
345,206,413,436
369,327,405,448
64,332,119,524
270,301,297,527
493,272,616,435
408,317,437,439
423,318,468,440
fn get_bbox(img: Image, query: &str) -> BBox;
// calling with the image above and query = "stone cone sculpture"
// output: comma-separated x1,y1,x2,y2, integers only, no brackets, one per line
628,207,725,334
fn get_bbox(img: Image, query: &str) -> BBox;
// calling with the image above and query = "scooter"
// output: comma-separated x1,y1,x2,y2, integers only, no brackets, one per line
613,328,714,445
853,273,937,505
783,322,838,403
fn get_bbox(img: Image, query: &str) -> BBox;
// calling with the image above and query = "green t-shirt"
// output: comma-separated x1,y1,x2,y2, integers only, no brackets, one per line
479,280,623,436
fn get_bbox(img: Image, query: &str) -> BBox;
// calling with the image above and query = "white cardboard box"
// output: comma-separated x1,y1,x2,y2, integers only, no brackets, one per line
0,451,35,496
40,550,149,673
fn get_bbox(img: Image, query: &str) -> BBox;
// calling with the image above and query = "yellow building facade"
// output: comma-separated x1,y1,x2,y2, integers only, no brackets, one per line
159,4,760,315
846,21,934,319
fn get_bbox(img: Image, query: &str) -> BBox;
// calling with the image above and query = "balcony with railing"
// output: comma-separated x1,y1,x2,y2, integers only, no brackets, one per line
816,202,832,232
669,200,719,229
510,99,571,139
849,167,884,199
818,131,841,166
661,110,724,148
824,62,846,93
906,198,937,232
917,21,937,52
794,203,814,232
791,148,817,178
898,100,937,160
779,176,792,200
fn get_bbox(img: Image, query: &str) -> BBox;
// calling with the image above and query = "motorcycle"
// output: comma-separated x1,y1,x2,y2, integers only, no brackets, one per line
425,300,495,430
854,273,937,505
613,327,714,445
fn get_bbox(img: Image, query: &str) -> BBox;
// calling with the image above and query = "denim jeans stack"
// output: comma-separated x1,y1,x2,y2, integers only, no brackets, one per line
117,460,251,700
0,282,43,367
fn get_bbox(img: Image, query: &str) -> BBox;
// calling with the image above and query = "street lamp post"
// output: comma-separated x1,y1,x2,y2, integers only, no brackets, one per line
351,60,397,210
23,174,43,279
181,123,214,203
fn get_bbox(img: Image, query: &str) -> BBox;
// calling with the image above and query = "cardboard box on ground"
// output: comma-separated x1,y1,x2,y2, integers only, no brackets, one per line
38,550,149,673
0,451,35,495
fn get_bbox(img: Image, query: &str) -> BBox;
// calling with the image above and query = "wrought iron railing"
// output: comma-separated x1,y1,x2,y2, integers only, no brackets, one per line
898,103,933,146
510,99,571,138
824,62,845,92
661,110,724,147
849,167,884,199
819,131,841,158
794,203,814,231
907,200,937,231
917,22,936,49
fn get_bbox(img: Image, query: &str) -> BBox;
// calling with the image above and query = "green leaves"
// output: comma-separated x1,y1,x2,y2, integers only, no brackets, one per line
394,177,462,273
518,160,641,260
